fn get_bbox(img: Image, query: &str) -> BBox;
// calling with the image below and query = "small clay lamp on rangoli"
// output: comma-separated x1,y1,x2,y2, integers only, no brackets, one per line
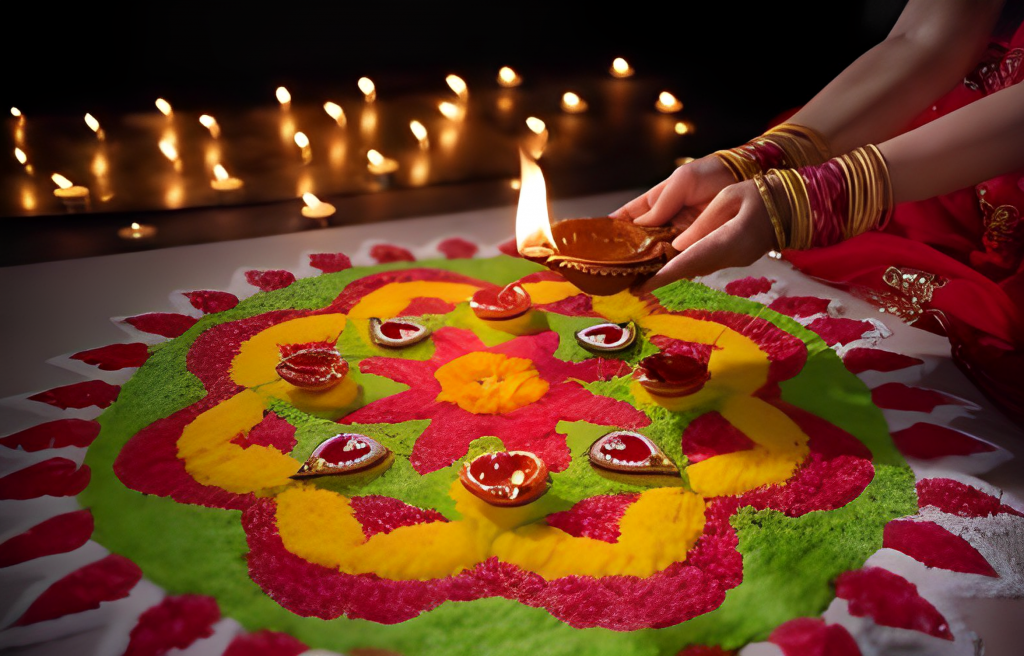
588,430,679,476
276,346,348,390
459,450,550,507
575,321,637,353
469,282,532,320
369,317,431,347
514,150,680,296
292,432,392,479
633,352,710,397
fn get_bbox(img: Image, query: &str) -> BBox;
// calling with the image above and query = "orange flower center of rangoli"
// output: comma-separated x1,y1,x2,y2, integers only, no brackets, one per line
434,352,549,414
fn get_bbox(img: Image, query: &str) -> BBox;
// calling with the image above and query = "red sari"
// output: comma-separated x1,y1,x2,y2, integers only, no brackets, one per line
785,22,1024,421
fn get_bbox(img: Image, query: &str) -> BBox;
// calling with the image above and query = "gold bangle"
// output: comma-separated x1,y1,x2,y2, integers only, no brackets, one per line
754,174,787,250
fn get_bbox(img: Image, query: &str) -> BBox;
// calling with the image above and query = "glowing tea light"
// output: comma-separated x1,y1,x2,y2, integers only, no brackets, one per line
118,221,157,240
14,148,27,165
610,57,634,78
159,139,182,171
367,148,399,175
497,66,521,87
301,192,336,219
323,101,347,127
155,98,173,116
199,114,221,138
358,77,377,102
276,86,292,106
51,173,90,211
560,92,587,114
294,131,312,163
525,116,549,158
84,113,105,140
409,120,429,149
211,164,243,191
674,121,693,135
656,91,683,113
446,74,468,101
438,101,464,121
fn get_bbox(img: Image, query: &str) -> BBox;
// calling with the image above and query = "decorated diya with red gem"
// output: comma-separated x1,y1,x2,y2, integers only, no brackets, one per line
575,321,637,352
633,352,710,397
469,282,532,320
275,346,349,390
459,450,550,506
369,317,431,347
588,430,679,476
292,432,392,478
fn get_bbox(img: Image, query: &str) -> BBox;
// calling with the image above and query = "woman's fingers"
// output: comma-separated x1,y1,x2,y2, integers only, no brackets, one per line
670,183,745,252
610,179,668,222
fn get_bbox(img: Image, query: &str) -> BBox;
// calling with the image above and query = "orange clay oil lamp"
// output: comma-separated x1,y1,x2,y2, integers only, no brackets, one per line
292,433,392,479
459,450,550,507
276,345,348,390
633,352,710,397
514,150,679,296
470,282,532,320
588,430,678,476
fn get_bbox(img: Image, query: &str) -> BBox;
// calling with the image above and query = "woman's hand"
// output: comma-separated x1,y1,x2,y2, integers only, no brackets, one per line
640,179,777,292
610,155,736,231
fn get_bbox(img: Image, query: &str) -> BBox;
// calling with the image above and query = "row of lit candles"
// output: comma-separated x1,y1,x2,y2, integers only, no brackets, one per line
9,58,691,240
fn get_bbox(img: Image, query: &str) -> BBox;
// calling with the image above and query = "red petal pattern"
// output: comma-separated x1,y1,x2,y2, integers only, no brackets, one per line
806,317,876,346
71,342,150,370
0,510,94,568
184,290,239,314
230,412,297,453
349,496,448,539
836,567,953,640
400,297,459,316
544,494,639,543
309,252,353,273
437,237,479,259
842,347,924,374
245,269,296,292
768,295,831,318
916,478,1024,518
681,411,756,463
769,617,862,656
0,458,90,500
28,380,120,410
370,244,416,263
14,554,142,626
497,237,520,257
123,595,221,656
1,418,100,451
891,423,997,459
124,313,198,338
724,276,773,297
883,520,997,577
872,383,972,413
223,630,307,656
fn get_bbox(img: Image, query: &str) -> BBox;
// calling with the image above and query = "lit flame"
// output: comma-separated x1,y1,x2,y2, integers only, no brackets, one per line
302,192,323,210
358,77,376,102
199,114,221,138
131,222,141,230
84,113,101,133
560,92,587,113
656,91,683,113
11,107,22,118
610,57,634,78
674,121,691,135
294,131,310,149
14,148,27,165
409,120,428,148
159,139,178,161
367,149,385,167
213,164,230,182
497,66,521,87
155,98,173,116
438,101,463,120
515,150,555,251
525,117,546,134
276,86,292,105
51,173,74,190
324,101,346,126
446,74,468,100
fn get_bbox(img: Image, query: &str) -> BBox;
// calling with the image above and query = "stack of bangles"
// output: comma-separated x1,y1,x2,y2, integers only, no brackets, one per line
714,122,833,181
753,144,894,251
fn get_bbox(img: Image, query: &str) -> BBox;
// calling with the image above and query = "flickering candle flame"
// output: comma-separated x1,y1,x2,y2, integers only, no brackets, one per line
446,74,468,101
367,149,399,175
199,114,221,138
358,77,377,102
324,101,347,127
84,113,105,140
276,86,292,105
610,57,634,78
14,148,27,165
655,91,683,113
211,163,243,191
118,221,157,240
409,120,429,149
51,172,90,210
155,98,173,116
515,150,555,252
52,173,73,190
10,107,22,118
560,92,587,113
294,131,312,163
438,101,464,120
301,192,336,219
525,116,548,158
526,117,546,135
159,139,182,171
674,121,692,135
497,66,521,87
